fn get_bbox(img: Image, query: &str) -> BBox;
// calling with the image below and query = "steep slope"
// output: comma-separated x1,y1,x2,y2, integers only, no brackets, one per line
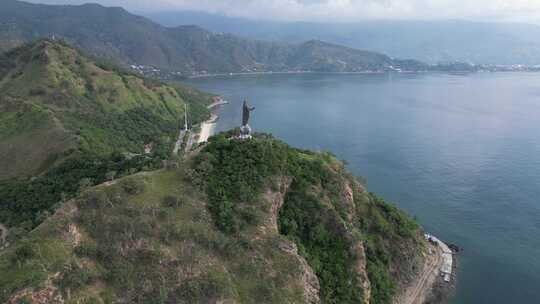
0,39,212,230
287,40,394,72
0,0,426,75
0,39,210,179
0,133,426,304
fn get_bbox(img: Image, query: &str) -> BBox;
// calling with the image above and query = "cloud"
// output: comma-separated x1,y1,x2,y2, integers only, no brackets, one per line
25,0,540,23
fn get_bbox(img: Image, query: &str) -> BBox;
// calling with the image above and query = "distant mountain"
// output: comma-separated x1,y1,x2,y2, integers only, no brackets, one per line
145,10,540,65
0,0,427,76
0,39,211,181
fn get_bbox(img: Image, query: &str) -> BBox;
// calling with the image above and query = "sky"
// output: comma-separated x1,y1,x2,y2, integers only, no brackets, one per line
26,0,540,24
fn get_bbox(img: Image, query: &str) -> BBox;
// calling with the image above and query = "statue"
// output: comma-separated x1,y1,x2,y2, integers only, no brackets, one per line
242,100,255,126
240,100,255,139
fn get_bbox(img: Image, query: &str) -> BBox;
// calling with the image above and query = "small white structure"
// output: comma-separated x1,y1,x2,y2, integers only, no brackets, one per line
425,233,453,282
239,124,252,140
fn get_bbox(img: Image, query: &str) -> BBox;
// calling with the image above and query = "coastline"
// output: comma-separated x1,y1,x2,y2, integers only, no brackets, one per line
394,234,457,304
196,97,227,144
197,113,218,144
184,69,539,80
187,70,421,79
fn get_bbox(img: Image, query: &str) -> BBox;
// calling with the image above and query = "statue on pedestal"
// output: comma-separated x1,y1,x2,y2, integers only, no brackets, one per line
240,100,255,139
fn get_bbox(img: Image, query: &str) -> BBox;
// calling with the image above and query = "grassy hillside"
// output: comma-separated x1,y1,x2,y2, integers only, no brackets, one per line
0,39,212,229
0,133,425,304
0,0,427,76
0,39,211,178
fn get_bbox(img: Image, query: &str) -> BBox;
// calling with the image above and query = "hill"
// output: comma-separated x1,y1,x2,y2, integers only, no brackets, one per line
0,39,212,228
146,11,540,65
0,0,427,76
0,132,426,304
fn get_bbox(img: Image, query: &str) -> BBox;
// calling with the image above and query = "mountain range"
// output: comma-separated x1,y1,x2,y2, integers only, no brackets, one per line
0,0,430,76
145,10,540,66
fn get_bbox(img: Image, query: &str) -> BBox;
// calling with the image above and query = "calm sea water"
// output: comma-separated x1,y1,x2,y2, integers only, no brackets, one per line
185,72,540,304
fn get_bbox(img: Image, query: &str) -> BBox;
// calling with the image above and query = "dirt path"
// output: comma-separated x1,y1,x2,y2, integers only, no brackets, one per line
394,242,444,304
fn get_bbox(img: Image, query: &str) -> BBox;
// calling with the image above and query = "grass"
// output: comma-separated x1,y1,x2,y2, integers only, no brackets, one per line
0,39,213,180
0,115,424,304
0,162,309,303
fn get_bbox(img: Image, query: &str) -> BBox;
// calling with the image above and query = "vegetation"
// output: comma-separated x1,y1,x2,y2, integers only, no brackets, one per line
0,43,423,302
0,167,306,303
0,39,212,229
0,0,429,76
192,133,423,303
0,152,162,229
192,132,290,233
0,131,424,303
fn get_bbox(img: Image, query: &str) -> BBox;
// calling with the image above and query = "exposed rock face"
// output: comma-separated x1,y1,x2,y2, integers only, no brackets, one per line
278,241,321,304
342,182,358,222
266,176,292,233
8,272,64,304
265,177,321,303
64,224,81,247
354,242,372,304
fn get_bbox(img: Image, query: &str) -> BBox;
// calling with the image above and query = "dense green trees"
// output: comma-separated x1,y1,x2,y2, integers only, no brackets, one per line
192,133,290,233
0,153,162,229
193,133,422,304
193,134,363,303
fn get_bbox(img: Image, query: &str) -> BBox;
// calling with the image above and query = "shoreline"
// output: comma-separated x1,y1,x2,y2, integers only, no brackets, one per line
187,70,422,79
185,69,538,80
197,113,218,144
196,97,225,144
394,233,457,304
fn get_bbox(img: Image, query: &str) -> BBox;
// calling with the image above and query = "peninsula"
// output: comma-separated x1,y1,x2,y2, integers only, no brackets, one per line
0,40,456,304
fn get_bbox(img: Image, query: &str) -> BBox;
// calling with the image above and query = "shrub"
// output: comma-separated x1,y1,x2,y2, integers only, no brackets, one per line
121,178,145,195
161,195,181,208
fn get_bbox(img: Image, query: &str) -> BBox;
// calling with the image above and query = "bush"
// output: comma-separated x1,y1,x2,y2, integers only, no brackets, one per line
120,178,145,195
59,261,98,290
192,135,289,233
12,241,35,264
29,88,46,96
161,195,181,208
75,242,98,258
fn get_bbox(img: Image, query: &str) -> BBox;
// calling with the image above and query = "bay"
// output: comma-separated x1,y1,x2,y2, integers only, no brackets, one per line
186,72,540,304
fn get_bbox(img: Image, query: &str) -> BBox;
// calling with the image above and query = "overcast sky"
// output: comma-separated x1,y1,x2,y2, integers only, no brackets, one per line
26,0,540,24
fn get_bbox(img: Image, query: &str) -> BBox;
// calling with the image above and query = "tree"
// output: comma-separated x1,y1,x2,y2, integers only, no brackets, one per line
106,171,117,182
79,178,94,192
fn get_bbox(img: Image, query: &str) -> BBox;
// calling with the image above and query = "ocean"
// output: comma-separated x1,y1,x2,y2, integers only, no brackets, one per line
185,72,540,304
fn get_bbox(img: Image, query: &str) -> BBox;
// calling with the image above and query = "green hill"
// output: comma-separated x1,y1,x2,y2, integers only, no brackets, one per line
0,0,427,76
0,39,212,229
0,39,210,178
0,132,425,304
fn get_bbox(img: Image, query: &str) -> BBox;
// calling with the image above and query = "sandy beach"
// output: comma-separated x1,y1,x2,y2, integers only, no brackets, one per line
198,114,218,143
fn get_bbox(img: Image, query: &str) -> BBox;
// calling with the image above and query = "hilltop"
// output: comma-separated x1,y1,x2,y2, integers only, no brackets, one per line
0,0,428,76
0,132,428,304
0,40,212,229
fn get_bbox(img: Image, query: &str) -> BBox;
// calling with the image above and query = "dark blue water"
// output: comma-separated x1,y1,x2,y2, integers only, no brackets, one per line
185,72,540,304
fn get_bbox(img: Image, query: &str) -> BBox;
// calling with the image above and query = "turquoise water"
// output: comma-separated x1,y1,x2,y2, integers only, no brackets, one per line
185,72,540,304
